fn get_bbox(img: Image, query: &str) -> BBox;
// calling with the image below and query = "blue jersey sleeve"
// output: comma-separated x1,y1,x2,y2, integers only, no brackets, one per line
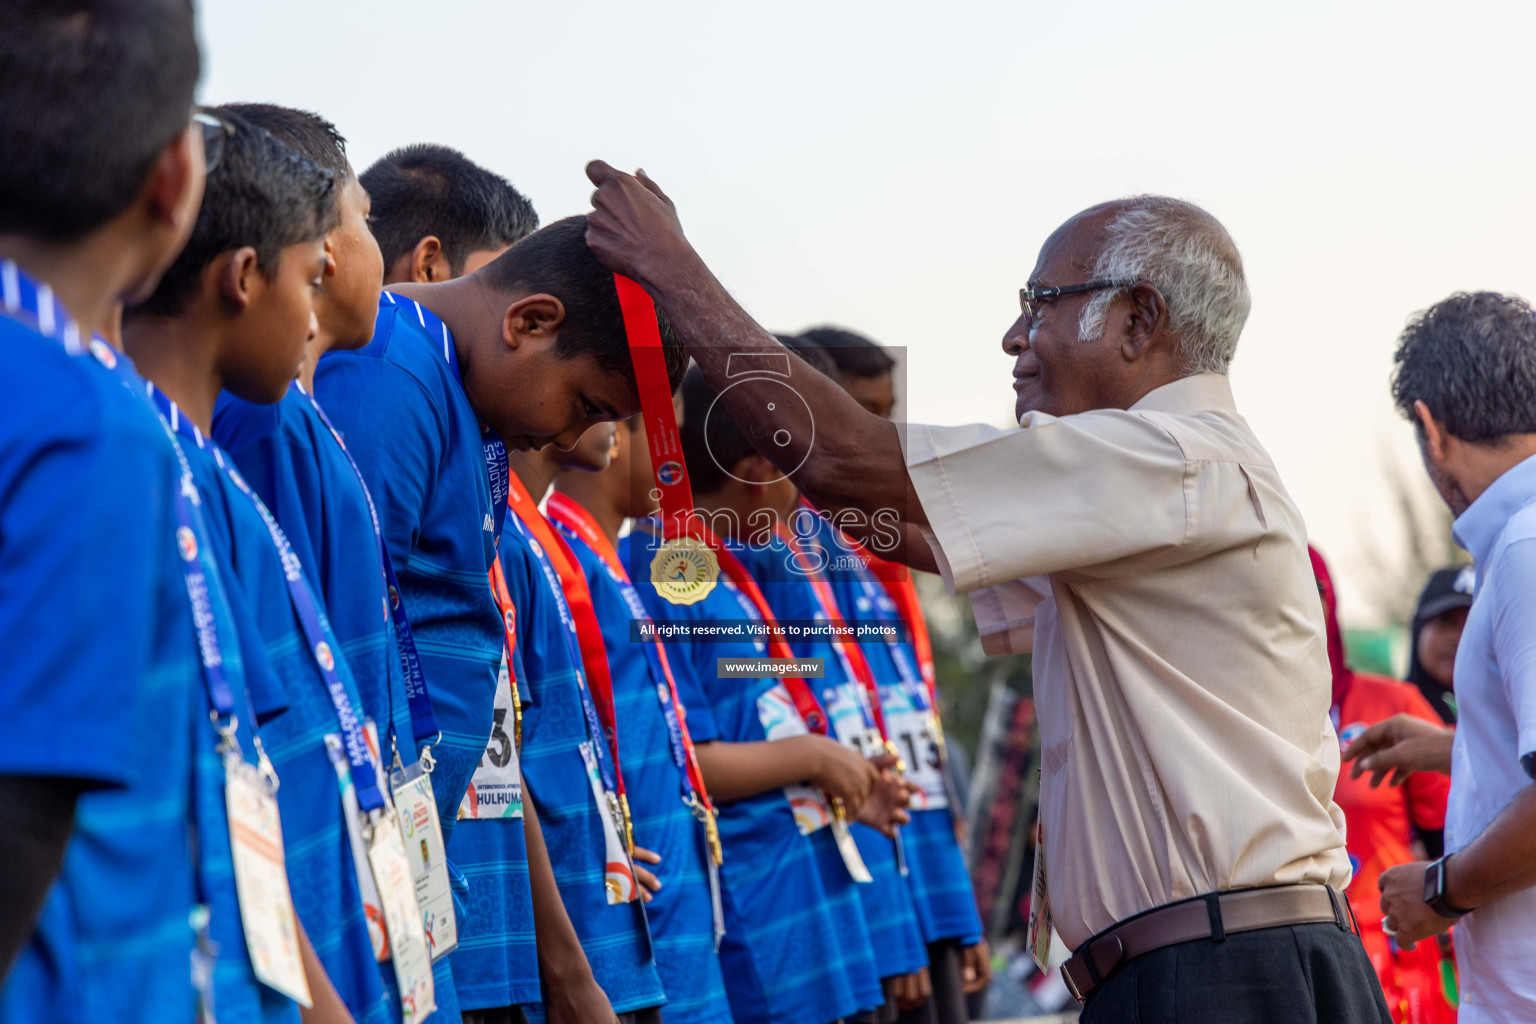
0,367,168,786
313,355,445,579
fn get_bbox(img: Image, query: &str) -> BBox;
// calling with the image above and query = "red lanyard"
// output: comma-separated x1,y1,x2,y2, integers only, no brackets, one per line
504,474,628,807
546,491,717,817
877,568,939,712
487,560,523,748
775,525,890,743
615,274,693,531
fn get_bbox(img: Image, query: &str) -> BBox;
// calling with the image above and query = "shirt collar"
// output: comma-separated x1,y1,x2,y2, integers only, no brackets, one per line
1127,373,1236,415
1453,452,1536,567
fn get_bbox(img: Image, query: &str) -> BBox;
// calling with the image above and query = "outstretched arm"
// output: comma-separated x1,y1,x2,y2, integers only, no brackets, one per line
584,161,934,570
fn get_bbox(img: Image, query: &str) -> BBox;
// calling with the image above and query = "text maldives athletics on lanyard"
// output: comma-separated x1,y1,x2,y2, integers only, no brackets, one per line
292,380,439,757
149,386,386,817
0,262,313,1006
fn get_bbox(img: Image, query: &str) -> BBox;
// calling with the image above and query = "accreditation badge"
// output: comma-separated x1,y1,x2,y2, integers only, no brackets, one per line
366,810,436,1021
325,732,388,961
1027,817,1053,972
223,753,312,1006
828,799,873,884
391,758,456,961
649,536,718,605
578,740,639,904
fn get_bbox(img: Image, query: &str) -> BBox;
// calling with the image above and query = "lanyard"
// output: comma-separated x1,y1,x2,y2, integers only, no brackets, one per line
614,275,693,532
149,385,386,815
845,563,930,714
775,526,890,742
487,558,523,750
503,476,623,801
547,493,717,819
0,261,252,754
382,291,509,541
293,381,440,751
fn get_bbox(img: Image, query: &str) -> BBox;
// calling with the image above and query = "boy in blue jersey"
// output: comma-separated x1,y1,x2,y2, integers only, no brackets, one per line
123,106,378,1024
361,144,538,286
500,446,667,1024
331,142,542,1024
552,418,734,1024
0,2,211,1021
313,214,688,1024
208,106,484,1024
793,329,991,1024
625,367,913,1024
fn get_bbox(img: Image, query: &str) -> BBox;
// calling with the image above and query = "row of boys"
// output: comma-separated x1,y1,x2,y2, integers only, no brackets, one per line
0,4,987,1023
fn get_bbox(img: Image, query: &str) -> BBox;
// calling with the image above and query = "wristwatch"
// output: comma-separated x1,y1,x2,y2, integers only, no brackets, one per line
1423,855,1473,919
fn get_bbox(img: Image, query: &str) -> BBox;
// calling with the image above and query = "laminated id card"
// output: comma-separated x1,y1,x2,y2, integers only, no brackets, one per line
392,757,456,960
224,754,312,1006
368,811,436,1021
325,733,388,961
579,740,637,904
459,652,523,820
1028,816,1053,971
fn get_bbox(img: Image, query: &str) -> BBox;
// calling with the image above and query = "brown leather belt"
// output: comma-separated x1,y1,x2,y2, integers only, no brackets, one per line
1060,884,1356,1004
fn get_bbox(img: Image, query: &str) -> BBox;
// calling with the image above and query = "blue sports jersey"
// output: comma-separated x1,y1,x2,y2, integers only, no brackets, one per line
212,386,414,766
623,529,879,1024
315,293,530,1013
738,538,926,983
500,512,664,1019
166,406,388,1024
555,518,732,1024
0,301,199,1024
827,567,983,947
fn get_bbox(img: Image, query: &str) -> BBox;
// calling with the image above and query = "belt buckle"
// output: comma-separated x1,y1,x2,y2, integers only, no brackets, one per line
1061,957,1088,1004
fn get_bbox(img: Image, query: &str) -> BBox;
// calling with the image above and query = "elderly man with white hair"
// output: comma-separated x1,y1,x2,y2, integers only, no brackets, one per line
583,163,1390,1024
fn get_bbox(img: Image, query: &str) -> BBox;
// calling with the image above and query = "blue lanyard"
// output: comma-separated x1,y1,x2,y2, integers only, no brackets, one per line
0,259,85,353
554,522,694,794
292,381,439,749
149,385,387,815
384,291,509,542
507,512,617,793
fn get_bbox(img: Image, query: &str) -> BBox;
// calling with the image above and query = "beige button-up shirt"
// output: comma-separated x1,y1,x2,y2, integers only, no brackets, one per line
904,373,1350,948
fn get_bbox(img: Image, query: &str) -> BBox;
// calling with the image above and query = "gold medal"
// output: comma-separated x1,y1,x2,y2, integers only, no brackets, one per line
649,536,719,605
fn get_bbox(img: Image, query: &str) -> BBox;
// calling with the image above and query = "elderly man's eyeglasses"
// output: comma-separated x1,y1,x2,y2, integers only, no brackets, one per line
1019,280,1133,329
194,109,235,175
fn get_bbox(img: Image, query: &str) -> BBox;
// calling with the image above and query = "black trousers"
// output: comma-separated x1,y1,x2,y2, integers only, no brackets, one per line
1080,921,1392,1024
460,1009,528,1024
893,939,971,1024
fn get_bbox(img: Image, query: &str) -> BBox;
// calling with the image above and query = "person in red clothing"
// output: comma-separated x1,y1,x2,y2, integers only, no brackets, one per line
1312,548,1457,1024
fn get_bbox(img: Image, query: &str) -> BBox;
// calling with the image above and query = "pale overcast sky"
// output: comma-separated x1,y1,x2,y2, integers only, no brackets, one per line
200,0,1536,624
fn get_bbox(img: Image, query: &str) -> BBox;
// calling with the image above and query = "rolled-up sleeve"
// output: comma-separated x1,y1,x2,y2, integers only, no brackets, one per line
904,411,1191,594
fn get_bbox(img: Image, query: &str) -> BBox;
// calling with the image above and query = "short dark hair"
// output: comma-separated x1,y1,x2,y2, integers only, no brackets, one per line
0,0,200,240
777,333,839,378
128,106,338,318
680,365,741,495
478,215,687,389
359,144,538,273
221,103,351,179
798,325,895,379
1391,291,1536,443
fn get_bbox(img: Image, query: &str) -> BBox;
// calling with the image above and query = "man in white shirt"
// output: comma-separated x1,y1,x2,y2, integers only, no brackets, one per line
583,162,1389,1023
1344,291,1536,1024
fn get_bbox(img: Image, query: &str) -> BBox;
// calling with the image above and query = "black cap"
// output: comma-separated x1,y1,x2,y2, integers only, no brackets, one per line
1414,566,1475,623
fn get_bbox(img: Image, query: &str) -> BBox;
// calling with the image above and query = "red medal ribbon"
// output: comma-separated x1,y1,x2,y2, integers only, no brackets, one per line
615,274,693,532
488,560,523,747
546,491,717,816
505,475,627,803
775,525,890,742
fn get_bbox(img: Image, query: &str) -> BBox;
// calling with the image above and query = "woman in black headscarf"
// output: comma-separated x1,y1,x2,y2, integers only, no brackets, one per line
1406,566,1474,725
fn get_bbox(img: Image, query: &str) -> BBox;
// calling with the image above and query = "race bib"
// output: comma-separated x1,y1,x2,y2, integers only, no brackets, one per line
883,688,948,810
459,653,523,819
822,681,879,756
579,741,637,904
367,810,436,1021
756,683,832,834
391,758,457,961
224,755,311,1006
